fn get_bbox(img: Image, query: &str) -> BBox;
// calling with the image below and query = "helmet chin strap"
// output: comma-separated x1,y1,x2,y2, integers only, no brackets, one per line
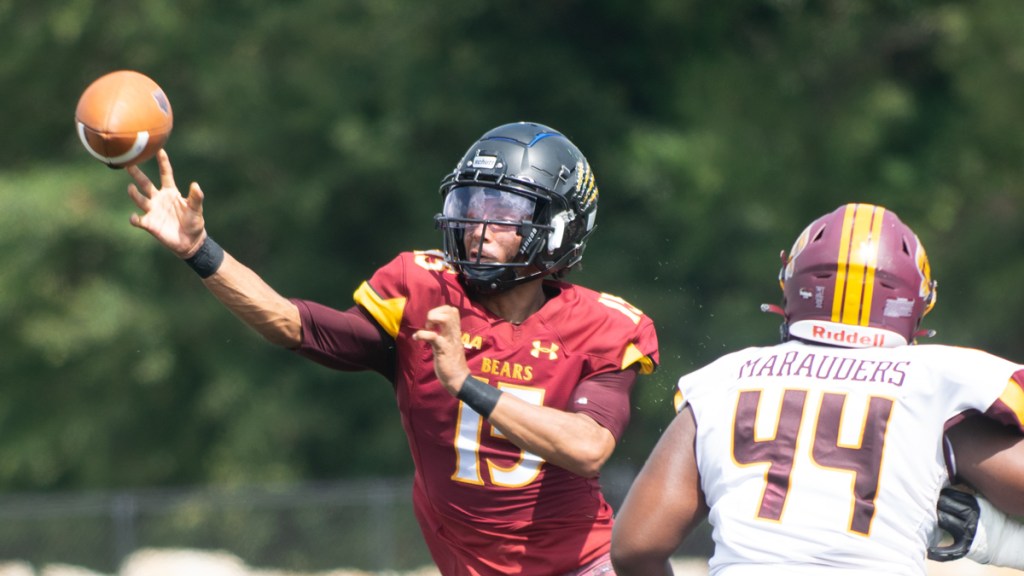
760,303,790,343
461,265,517,294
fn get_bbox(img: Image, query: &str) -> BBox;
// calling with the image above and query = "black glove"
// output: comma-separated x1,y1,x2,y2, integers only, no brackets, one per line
928,487,981,562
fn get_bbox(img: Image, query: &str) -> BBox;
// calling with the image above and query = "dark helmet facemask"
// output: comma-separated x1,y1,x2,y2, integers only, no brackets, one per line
436,186,555,291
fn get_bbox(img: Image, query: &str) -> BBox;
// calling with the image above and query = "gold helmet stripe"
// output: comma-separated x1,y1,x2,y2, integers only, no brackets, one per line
832,204,886,326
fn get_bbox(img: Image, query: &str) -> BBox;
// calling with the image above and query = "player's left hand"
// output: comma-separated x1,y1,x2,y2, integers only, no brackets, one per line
412,305,471,396
928,487,980,562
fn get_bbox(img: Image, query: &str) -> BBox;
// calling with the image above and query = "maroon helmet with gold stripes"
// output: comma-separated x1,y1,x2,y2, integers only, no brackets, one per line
777,203,937,347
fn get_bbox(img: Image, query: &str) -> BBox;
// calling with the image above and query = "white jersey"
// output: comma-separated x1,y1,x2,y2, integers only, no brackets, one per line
676,340,1024,576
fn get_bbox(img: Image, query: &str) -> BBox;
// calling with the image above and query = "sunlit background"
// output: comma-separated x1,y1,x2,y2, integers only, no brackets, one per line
2,1,1024,573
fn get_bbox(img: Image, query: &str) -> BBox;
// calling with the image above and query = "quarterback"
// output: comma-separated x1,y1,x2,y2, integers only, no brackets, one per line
611,203,1024,576
124,122,659,576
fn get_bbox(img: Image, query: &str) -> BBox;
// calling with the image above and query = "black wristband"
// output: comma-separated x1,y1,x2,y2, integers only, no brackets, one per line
457,376,502,418
184,236,225,279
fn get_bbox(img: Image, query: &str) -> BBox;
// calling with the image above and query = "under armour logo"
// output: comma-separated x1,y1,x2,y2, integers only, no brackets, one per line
530,340,559,360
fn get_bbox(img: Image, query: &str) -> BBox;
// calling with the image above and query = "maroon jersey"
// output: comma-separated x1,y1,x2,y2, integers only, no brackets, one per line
297,250,658,575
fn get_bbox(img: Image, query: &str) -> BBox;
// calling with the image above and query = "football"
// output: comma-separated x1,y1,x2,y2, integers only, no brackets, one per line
75,70,173,168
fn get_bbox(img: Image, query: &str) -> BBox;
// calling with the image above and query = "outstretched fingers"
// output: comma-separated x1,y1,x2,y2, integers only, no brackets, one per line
156,149,178,191
127,182,149,210
127,183,149,230
122,149,208,257
125,164,153,229
125,163,156,199
124,149,178,203
186,182,205,214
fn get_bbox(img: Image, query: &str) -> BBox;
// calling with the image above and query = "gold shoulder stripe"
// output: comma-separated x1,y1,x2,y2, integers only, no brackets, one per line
673,390,685,413
622,342,654,375
353,281,407,339
999,379,1024,426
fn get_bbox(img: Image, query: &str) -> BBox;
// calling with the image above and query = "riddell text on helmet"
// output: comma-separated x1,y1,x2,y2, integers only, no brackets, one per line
811,325,887,347
789,319,907,348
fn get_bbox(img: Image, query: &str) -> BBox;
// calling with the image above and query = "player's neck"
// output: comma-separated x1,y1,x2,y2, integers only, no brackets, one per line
474,279,547,325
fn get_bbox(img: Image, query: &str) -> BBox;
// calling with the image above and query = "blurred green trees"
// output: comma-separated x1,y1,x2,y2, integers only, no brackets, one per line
2,0,1024,490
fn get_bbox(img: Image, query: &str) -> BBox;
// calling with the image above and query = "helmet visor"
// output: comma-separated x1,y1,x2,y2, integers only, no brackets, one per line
442,186,536,229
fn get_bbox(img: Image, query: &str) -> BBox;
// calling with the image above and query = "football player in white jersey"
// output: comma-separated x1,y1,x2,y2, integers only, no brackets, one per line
610,203,1024,576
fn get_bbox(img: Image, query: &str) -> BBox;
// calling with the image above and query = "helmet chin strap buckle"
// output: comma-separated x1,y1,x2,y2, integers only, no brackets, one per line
760,303,786,317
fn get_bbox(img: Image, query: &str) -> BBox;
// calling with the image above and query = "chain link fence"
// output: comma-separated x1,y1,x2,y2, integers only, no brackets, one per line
0,470,714,574
0,478,427,573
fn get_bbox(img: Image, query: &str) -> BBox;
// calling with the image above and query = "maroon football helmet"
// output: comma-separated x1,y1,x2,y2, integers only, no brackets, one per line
772,203,937,347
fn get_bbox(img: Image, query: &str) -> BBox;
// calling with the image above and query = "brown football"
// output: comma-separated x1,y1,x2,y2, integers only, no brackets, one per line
75,70,173,168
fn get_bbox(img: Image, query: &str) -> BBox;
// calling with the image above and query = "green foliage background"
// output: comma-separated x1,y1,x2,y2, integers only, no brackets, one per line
2,0,1024,492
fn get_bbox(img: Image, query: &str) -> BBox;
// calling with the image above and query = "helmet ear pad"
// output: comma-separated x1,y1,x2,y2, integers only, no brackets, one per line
546,211,569,252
